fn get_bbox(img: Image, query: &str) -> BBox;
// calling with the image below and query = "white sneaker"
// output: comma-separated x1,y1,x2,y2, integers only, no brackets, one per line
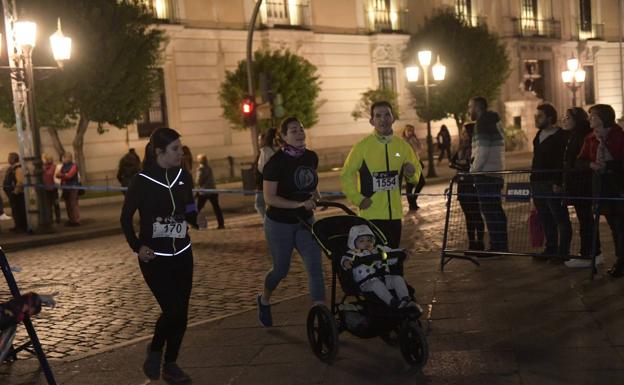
0,213,11,221
565,254,604,268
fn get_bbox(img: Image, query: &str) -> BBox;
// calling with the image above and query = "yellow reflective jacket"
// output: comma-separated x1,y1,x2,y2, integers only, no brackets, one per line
340,132,422,220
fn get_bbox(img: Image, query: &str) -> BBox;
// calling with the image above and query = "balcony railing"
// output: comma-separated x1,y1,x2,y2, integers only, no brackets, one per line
261,0,311,29
572,23,605,41
366,8,409,33
142,0,179,23
510,17,561,39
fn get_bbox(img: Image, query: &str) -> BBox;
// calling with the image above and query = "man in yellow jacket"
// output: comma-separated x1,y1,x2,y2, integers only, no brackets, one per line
340,101,422,248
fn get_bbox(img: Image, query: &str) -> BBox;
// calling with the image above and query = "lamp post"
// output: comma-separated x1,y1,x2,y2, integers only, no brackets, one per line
406,51,446,178
561,56,586,107
1,3,72,232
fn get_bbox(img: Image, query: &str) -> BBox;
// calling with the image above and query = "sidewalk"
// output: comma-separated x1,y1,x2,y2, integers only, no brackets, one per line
0,152,533,252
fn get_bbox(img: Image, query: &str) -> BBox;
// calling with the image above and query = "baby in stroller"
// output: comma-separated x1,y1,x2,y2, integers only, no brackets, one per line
341,224,419,310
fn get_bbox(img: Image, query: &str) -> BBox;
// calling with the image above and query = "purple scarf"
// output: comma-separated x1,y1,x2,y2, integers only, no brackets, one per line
283,144,306,158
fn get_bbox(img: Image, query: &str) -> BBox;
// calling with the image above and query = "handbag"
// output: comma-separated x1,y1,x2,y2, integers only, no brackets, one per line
528,208,544,248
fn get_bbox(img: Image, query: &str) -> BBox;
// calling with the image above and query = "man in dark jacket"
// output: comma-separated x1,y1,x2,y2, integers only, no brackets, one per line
117,149,141,195
530,103,572,261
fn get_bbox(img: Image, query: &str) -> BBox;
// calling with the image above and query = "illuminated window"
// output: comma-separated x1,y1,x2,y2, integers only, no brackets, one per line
261,0,310,27
138,69,168,138
141,0,177,21
455,0,473,25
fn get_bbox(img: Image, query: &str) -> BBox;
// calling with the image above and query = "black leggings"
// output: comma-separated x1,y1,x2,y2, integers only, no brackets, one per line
140,250,193,363
197,194,224,228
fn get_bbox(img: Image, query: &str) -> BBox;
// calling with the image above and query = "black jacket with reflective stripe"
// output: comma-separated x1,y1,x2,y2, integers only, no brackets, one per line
120,164,198,255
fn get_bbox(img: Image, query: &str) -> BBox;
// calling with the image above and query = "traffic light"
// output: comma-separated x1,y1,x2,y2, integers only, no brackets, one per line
241,96,256,126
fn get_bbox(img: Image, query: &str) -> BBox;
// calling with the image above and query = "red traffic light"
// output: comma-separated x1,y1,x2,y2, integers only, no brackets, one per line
242,98,254,115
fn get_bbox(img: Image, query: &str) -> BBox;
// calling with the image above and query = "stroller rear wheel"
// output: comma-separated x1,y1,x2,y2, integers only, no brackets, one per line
399,319,428,368
306,304,339,363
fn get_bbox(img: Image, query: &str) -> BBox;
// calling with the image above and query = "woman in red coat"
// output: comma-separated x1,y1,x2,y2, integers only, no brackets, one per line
578,104,624,277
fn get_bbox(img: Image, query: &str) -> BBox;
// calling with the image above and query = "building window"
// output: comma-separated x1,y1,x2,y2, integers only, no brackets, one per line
261,0,310,28
583,65,595,105
455,0,472,24
367,0,404,32
523,59,551,101
141,0,177,21
521,0,539,34
378,67,396,93
138,69,168,139
579,0,592,32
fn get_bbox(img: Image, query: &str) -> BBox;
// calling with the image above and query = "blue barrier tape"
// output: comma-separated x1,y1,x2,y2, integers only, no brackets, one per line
11,183,624,202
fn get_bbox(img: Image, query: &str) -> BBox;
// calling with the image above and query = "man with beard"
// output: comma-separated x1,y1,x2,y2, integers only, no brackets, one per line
530,103,572,262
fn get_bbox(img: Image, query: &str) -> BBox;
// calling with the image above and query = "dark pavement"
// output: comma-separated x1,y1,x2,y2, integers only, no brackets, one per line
2,152,622,384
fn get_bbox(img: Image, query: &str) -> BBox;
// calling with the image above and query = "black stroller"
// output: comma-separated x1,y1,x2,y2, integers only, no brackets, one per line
303,202,428,368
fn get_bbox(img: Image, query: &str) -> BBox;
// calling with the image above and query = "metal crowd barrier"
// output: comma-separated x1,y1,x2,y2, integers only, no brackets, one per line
440,169,624,280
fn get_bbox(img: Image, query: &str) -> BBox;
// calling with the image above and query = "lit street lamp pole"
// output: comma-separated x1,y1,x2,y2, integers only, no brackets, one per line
561,56,586,107
406,51,446,178
1,1,72,232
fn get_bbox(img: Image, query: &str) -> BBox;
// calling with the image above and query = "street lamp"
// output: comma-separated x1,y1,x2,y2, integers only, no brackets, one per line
406,50,446,178
561,55,585,107
1,14,72,232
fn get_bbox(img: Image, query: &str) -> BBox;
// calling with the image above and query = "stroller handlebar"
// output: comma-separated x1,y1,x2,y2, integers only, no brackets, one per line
315,201,357,216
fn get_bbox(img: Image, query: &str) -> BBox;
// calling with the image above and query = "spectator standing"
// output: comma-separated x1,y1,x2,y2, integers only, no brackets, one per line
117,148,141,196
468,96,508,255
56,152,80,226
401,124,426,211
181,146,193,174
436,124,452,163
42,153,61,224
578,104,624,278
561,108,604,268
195,154,225,229
3,153,27,232
450,123,485,251
530,103,572,262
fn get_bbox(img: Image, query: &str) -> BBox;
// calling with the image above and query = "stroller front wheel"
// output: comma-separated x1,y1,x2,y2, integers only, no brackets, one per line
399,319,429,368
306,304,339,363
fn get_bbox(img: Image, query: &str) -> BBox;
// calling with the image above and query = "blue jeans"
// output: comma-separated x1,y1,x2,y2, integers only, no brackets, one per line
264,216,325,302
474,176,508,251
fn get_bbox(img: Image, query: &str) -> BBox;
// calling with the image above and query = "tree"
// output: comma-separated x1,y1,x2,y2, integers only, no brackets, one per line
351,88,400,121
0,0,167,181
219,50,322,133
404,8,510,141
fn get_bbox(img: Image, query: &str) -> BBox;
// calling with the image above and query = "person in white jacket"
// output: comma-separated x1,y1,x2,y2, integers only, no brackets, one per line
468,96,508,254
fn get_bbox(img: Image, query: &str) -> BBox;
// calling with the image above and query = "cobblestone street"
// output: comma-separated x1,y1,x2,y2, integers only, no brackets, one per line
2,189,448,361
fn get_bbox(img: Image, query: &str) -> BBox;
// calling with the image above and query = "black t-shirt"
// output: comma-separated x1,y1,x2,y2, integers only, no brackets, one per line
263,149,318,223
